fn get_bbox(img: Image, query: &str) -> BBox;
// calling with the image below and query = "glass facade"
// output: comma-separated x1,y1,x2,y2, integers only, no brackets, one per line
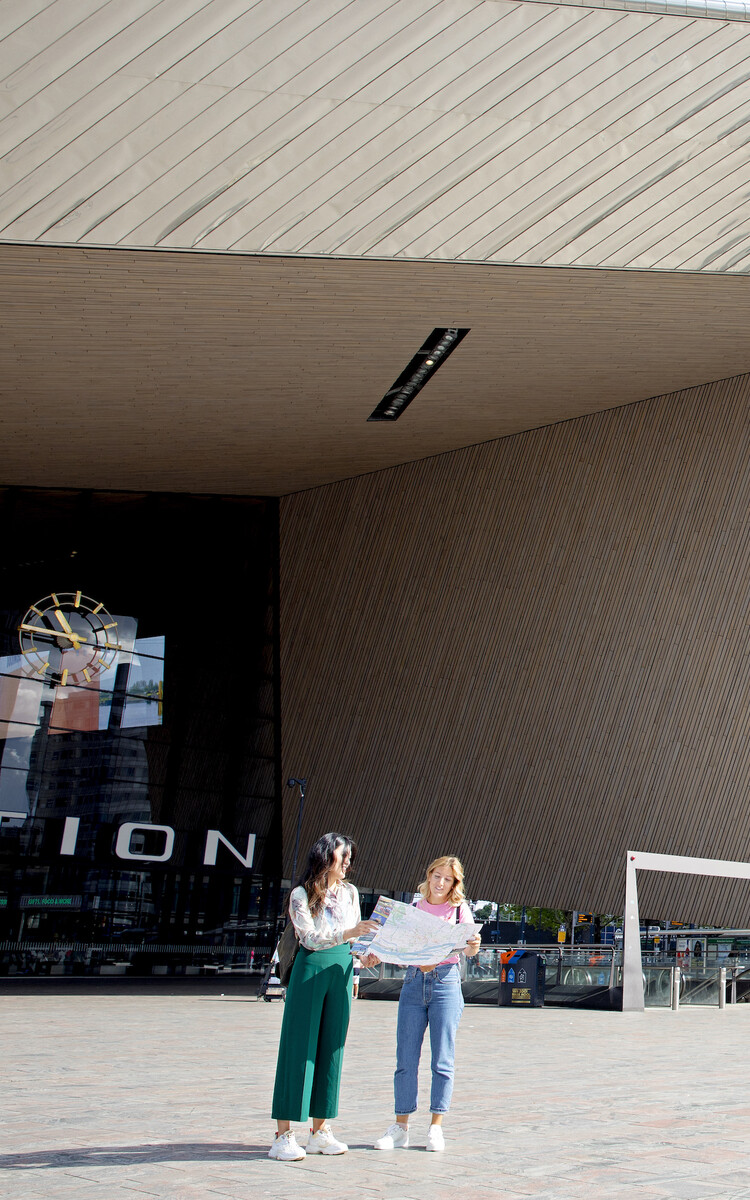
0,489,281,978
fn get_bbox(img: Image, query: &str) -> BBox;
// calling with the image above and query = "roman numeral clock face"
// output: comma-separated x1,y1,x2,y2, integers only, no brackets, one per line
18,592,122,686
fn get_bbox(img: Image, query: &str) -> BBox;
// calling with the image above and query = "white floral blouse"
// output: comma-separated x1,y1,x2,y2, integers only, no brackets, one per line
289,882,361,950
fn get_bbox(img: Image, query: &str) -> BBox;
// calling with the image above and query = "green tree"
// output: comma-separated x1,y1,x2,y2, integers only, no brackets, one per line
496,904,523,922
537,908,569,935
473,903,495,921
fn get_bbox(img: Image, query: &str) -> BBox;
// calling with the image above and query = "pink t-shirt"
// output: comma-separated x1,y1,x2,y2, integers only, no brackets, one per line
416,898,473,965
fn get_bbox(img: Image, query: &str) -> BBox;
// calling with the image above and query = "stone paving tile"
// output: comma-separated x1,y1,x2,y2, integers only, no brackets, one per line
650,1187,735,1199
4,994,750,1199
704,1172,750,1187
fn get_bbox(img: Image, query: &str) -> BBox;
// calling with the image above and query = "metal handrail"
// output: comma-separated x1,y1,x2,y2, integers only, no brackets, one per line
0,940,271,955
368,943,621,983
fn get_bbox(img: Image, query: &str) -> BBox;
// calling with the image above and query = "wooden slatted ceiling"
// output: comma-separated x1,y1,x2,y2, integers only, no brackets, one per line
5,243,750,496
280,373,750,924
3,0,750,271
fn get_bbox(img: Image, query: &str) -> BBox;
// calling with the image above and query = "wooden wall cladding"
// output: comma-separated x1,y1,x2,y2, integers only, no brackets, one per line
280,374,750,923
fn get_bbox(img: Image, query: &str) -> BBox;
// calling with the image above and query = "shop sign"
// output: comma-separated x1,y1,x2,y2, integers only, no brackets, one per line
0,811,256,869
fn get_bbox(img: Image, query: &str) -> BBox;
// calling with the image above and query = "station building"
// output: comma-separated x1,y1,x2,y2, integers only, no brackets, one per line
4,0,750,973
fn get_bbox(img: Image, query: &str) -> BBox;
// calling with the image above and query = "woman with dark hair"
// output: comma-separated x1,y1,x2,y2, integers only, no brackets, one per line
268,832,378,1162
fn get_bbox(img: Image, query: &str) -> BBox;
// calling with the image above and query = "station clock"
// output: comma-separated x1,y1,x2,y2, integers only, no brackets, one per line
18,592,122,686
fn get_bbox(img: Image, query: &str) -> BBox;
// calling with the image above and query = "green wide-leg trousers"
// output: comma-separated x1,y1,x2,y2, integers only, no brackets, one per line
271,943,353,1122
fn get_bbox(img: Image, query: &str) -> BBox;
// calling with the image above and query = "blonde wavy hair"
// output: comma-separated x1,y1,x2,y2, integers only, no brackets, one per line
417,855,466,907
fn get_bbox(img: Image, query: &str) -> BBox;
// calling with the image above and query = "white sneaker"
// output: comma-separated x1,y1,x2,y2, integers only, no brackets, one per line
305,1123,348,1154
426,1125,445,1152
268,1130,306,1161
374,1122,409,1150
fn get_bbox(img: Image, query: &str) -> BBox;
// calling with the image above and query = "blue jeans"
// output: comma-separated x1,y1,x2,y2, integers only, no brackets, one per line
394,963,464,1115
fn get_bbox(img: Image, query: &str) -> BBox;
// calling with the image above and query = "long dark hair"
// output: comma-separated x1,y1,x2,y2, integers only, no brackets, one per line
298,832,356,916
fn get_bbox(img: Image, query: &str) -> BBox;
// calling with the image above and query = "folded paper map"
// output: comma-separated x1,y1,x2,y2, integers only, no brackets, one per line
351,896,482,965
350,895,396,958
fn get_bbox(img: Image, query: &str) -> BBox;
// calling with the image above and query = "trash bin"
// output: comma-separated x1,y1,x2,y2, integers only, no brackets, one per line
498,950,546,1007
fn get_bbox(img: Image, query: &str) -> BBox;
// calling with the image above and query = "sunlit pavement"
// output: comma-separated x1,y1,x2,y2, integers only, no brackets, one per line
4,989,750,1200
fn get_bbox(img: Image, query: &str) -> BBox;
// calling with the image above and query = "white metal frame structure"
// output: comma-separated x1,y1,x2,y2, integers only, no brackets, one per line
623,850,750,1011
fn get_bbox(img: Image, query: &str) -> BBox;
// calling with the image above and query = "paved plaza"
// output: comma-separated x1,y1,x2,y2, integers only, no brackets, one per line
4,986,750,1200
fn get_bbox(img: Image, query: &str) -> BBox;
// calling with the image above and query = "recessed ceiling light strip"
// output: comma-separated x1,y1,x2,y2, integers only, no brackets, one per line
368,326,470,422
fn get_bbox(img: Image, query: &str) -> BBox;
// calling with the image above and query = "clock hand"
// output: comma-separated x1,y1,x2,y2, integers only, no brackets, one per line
18,622,88,646
53,609,75,636
20,623,122,657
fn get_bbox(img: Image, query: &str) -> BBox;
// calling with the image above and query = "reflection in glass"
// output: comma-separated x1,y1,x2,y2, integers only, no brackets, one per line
121,638,165,729
0,622,164,832
0,663,44,738
1,627,165,739
0,766,29,814
0,488,280,973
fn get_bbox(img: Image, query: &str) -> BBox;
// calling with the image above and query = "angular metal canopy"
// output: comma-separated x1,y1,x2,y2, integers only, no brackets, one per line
3,0,750,273
4,1,750,496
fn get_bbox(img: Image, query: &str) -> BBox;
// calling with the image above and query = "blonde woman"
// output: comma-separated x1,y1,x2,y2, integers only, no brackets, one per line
374,855,481,1153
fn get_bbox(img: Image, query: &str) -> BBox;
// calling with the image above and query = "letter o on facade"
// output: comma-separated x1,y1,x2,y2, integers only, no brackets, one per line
115,822,175,862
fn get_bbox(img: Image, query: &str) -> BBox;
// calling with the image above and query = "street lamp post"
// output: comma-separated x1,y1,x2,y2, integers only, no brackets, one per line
287,777,307,889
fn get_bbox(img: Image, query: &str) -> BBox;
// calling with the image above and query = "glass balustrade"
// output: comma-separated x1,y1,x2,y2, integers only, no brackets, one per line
359,945,747,1008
